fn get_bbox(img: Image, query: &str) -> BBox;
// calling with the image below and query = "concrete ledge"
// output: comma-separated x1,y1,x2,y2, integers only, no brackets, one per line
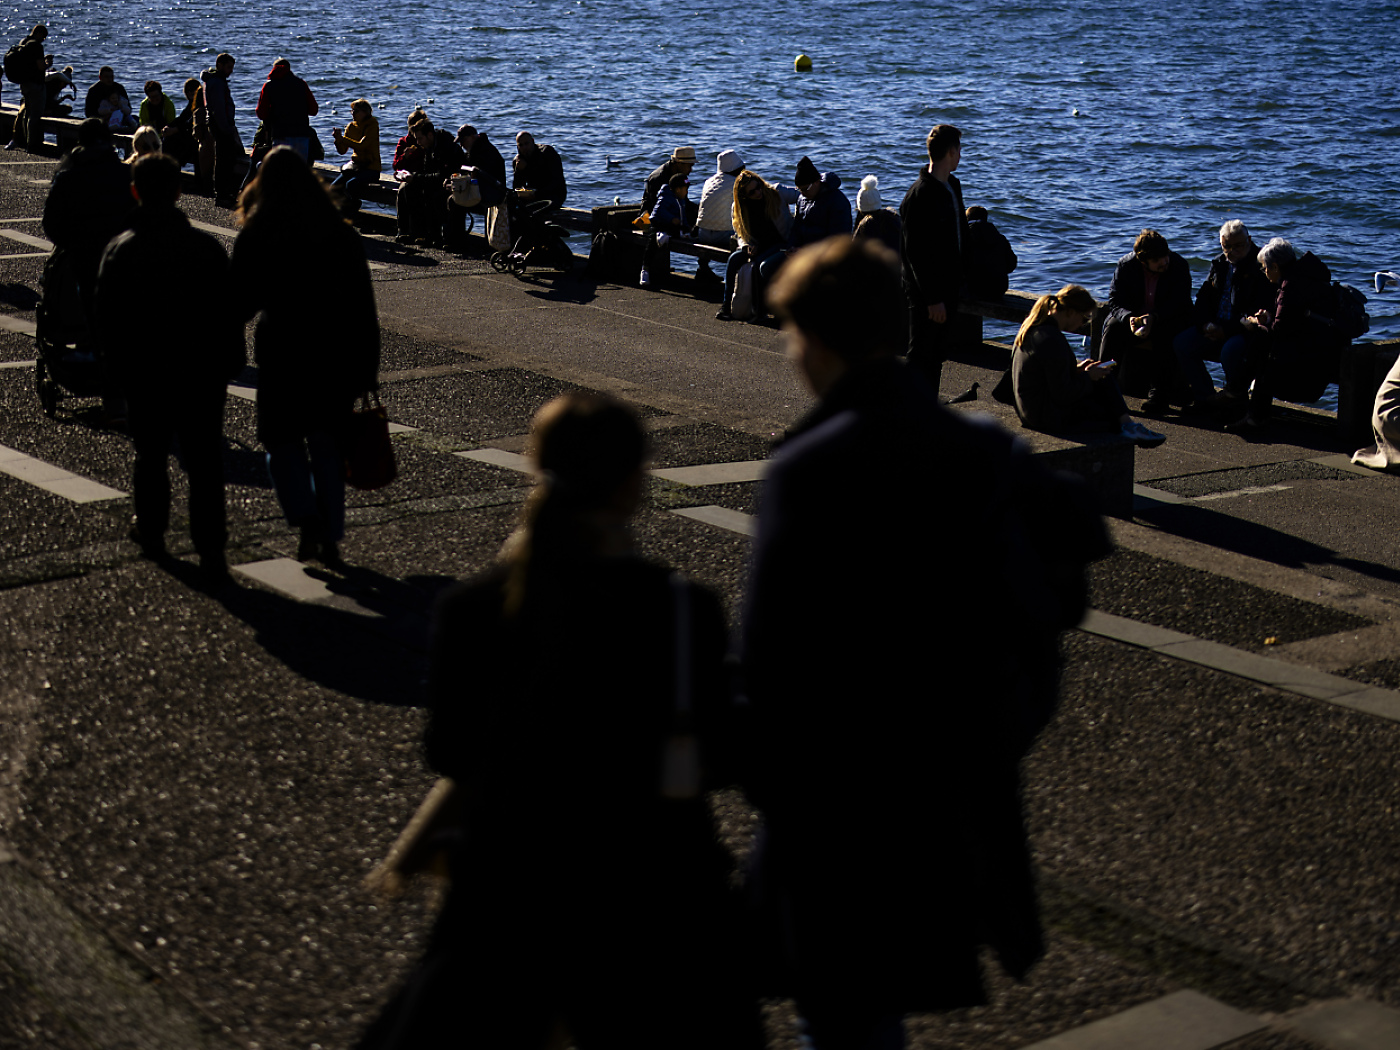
1018,990,1265,1050
1285,998,1400,1050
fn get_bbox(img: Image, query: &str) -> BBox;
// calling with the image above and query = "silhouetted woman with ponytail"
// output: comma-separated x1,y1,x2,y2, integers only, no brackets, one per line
358,392,762,1050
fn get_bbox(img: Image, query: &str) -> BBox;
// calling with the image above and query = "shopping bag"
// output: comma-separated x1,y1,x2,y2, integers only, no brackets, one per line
344,392,398,490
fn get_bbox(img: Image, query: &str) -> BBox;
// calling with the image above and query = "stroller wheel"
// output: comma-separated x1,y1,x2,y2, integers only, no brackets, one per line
490,252,509,273
509,255,527,276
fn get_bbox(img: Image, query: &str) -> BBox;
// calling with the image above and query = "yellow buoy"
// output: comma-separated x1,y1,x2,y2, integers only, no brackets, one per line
794,53,812,72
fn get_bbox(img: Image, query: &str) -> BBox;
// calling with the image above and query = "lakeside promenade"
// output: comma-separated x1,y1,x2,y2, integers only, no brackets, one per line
4,151,1400,1049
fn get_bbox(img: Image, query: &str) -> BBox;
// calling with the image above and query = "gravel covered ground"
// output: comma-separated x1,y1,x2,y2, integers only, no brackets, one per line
6,150,1400,1049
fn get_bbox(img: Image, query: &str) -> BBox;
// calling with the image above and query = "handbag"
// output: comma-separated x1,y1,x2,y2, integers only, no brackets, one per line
344,392,398,490
730,261,755,321
486,203,511,251
450,173,482,209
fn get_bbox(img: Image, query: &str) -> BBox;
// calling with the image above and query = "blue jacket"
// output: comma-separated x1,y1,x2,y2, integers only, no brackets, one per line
789,172,852,248
649,183,687,233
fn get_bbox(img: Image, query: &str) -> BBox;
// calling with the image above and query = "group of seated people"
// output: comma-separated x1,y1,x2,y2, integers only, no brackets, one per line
633,145,1020,338
1001,222,1353,446
389,107,561,249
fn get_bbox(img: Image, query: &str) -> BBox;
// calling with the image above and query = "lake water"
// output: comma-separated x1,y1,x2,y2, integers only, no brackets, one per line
9,0,1398,373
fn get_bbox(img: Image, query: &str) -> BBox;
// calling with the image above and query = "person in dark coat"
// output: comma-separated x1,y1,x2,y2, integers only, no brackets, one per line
900,124,969,392
964,204,1017,298
788,155,852,248
1229,237,1337,434
745,236,1109,1049
393,118,463,246
253,57,318,159
8,24,48,152
442,124,506,248
852,175,901,254
640,145,696,217
1095,228,1193,409
201,53,240,207
357,392,764,1050
1172,220,1272,407
95,154,243,584
511,130,567,210
229,147,380,565
42,118,137,422
1005,284,1165,446
82,65,129,118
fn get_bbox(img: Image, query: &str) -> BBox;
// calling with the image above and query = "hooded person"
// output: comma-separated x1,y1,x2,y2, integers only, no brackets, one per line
692,149,744,283
788,155,852,248
254,57,318,160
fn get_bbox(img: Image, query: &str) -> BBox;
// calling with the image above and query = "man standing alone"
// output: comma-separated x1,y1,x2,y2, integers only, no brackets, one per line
7,24,48,152
95,154,244,584
202,52,240,207
900,123,968,392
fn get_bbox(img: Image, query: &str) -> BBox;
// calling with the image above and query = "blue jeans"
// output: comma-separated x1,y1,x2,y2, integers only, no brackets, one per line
266,431,345,542
1174,326,1248,399
723,246,785,314
331,169,379,215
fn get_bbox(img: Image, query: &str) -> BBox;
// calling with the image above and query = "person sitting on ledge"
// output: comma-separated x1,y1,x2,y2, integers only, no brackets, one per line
852,175,901,254
84,65,129,118
1004,284,1166,448
1172,220,1272,411
1227,238,1338,435
1095,228,1193,413
640,145,696,218
640,172,691,289
964,204,1017,299
512,130,566,211
788,154,851,249
138,80,176,132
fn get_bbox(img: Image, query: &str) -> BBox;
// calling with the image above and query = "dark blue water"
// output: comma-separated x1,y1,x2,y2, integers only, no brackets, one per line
10,0,1399,359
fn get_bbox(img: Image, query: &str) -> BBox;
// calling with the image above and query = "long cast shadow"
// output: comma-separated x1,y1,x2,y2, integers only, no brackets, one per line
165,557,454,708
1137,498,1400,593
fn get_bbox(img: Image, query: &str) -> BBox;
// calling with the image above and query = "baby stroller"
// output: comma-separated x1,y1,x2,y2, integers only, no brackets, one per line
34,249,105,418
490,195,575,277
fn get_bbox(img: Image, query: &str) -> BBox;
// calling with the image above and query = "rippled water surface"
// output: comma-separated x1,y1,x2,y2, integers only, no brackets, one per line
8,0,1398,344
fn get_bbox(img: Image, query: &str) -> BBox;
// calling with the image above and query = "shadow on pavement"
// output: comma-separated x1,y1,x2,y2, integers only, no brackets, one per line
1138,499,1400,592
162,557,448,709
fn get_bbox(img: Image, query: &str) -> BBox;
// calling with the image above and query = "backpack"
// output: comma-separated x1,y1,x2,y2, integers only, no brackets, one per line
4,40,31,85
1330,282,1370,340
586,229,621,280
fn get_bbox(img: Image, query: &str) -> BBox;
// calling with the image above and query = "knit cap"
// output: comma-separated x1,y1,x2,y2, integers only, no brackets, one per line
716,149,744,175
795,155,820,186
856,175,882,213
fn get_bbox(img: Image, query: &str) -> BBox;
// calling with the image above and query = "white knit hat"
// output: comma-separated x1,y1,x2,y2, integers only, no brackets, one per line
856,175,882,214
716,149,744,175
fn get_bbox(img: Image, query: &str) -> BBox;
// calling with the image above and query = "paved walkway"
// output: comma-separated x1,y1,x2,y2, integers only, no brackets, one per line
5,152,1400,1048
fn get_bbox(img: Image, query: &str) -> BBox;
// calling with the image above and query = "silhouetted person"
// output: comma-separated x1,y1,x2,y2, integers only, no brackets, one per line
743,236,1107,1050
95,154,243,584
1095,228,1193,410
358,392,764,1050
900,123,968,391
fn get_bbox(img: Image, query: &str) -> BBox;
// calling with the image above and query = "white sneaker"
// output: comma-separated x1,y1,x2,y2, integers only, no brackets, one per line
1121,419,1166,448
639,269,651,288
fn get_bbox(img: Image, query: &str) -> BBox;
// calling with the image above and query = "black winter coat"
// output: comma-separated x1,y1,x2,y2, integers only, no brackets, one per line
228,210,379,445
899,168,967,308
95,206,242,396
512,143,567,208
966,217,1018,298
1105,250,1193,339
1192,246,1272,338
742,357,1104,1009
